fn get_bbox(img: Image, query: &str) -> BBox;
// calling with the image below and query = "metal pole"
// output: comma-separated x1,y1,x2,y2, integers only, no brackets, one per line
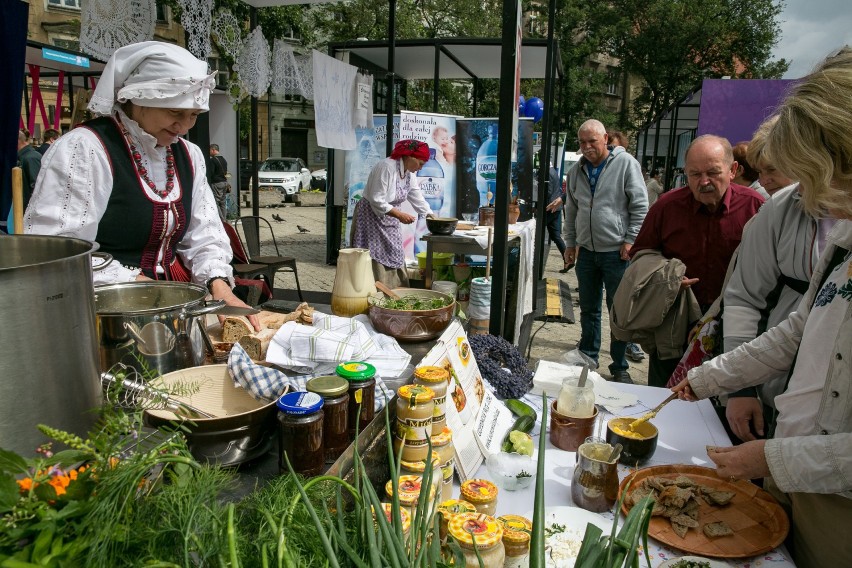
663,103,680,190
250,7,260,224
386,0,397,156
433,43,440,113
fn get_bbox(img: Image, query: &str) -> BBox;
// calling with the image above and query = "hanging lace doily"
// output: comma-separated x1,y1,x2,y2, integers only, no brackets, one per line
235,27,271,98
271,40,301,96
226,74,248,106
80,0,156,62
177,0,213,60
211,9,243,61
296,54,314,100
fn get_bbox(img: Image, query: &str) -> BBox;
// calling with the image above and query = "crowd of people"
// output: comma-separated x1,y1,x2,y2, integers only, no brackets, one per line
559,47,851,567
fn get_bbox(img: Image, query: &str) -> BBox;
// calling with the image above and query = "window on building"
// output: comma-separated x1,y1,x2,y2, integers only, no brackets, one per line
47,0,80,9
607,72,619,96
51,37,81,52
156,1,169,23
207,56,229,89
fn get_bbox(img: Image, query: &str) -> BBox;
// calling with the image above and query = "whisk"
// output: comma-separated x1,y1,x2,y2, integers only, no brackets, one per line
101,364,214,419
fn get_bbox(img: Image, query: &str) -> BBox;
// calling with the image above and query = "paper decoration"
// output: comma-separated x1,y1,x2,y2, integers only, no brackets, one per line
80,0,156,61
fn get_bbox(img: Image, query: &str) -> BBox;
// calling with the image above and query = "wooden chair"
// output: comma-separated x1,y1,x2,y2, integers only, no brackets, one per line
234,216,304,301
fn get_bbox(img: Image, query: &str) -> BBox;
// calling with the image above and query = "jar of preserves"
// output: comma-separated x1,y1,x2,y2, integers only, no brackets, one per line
497,515,532,568
460,479,499,517
306,375,350,462
448,512,505,568
413,366,450,434
385,475,437,524
400,450,441,498
431,427,455,502
336,361,377,437
392,385,434,462
437,499,477,542
373,503,411,544
276,392,324,477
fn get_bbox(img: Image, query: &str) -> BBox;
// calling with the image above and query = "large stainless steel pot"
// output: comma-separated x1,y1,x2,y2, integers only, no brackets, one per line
94,282,225,377
0,235,102,456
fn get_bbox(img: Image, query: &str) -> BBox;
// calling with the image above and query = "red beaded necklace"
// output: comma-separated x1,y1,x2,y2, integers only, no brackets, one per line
119,120,176,198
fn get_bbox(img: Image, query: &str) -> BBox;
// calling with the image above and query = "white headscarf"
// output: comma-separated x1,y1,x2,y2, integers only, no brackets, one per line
88,41,217,116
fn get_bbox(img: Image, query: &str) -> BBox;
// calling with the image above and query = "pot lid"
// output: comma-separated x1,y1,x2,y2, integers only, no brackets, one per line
276,391,323,415
336,361,376,381
306,375,349,397
94,281,207,314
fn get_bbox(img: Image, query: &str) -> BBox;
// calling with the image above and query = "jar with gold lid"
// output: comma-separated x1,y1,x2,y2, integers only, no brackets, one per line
392,385,434,462
400,450,441,498
431,427,455,502
413,365,450,434
336,361,376,437
373,503,411,544
437,499,477,542
385,474,437,524
306,375,349,461
460,479,499,517
447,512,505,568
497,515,532,568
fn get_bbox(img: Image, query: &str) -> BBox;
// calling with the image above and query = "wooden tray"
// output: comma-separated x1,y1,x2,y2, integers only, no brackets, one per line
619,464,789,559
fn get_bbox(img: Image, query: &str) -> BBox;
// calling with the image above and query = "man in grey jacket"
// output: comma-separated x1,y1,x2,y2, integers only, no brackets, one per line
563,119,648,382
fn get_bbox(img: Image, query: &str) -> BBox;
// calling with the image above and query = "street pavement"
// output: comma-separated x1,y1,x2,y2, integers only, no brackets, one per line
240,188,649,385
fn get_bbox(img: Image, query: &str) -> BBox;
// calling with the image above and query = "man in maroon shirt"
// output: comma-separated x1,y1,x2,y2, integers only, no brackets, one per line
630,135,764,386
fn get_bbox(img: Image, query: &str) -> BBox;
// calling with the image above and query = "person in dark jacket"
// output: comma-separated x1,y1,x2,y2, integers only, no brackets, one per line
543,154,568,270
36,129,60,155
17,129,42,210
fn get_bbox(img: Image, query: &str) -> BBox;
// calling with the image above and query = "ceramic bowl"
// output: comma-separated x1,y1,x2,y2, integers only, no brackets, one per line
367,288,455,342
426,217,458,235
486,451,537,491
605,417,659,465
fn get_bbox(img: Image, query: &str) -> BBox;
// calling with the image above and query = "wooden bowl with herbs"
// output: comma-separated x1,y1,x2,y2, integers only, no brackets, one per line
367,288,455,341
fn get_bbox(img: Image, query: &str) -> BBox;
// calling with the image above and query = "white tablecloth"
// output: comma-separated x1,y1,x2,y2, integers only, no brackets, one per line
469,383,796,568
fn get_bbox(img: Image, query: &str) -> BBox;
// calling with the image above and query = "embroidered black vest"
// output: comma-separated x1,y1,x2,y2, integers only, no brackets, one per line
85,116,193,279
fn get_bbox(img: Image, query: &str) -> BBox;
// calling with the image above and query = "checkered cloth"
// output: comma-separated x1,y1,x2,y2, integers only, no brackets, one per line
228,342,394,408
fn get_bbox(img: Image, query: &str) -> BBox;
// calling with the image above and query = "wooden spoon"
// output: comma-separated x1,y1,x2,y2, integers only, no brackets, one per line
629,392,678,431
375,281,401,299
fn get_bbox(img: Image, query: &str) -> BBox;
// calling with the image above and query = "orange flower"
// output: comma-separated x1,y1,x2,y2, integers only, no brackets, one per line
17,477,34,492
48,474,71,497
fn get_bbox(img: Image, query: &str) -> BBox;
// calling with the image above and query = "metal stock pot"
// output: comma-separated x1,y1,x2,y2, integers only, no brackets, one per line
94,281,225,377
0,235,103,456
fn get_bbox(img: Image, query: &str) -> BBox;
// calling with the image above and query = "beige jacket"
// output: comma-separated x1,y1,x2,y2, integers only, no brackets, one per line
688,220,852,498
611,249,701,360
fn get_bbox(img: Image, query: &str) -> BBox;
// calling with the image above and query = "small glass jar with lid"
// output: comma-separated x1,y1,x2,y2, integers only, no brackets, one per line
460,479,499,517
447,512,505,568
392,384,434,462
373,503,411,544
276,392,324,477
400,450,441,498
385,474,437,524
336,361,377,437
413,365,450,434
306,375,350,462
497,515,532,568
431,427,455,501
437,499,477,542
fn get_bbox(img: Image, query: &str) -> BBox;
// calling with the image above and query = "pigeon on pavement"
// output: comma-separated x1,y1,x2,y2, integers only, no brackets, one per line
297,225,310,234
272,213,284,222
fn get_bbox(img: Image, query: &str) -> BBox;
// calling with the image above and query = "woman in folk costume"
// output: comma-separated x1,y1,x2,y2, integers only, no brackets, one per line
351,139,434,288
24,41,258,329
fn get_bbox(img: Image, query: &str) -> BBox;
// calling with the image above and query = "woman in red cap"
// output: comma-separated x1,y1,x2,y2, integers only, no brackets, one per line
351,139,434,287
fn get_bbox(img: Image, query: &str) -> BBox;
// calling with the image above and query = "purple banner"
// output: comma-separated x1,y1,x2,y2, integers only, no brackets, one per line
697,79,796,143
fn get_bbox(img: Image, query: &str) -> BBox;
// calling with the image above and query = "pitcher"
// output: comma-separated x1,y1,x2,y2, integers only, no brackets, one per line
571,440,619,513
331,248,377,317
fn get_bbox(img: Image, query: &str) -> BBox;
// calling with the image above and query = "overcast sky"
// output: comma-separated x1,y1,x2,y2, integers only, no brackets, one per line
774,0,852,78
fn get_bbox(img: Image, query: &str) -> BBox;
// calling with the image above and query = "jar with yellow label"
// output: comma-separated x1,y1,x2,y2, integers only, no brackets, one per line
460,479,499,517
385,475,437,524
413,366,450,434
431,427,455,502
447,512,505,568
437,499,477,542
392,385,435,462
400,450,441,498
306,375,349,461
497,515,532,568
336,361,376,438
373,503,411,544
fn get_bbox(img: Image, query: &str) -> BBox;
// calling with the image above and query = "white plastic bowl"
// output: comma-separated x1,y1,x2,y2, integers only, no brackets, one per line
485,451,537,491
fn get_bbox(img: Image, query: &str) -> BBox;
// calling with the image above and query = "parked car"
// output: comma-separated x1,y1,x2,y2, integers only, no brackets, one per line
257,157,311,202
310,168,327,191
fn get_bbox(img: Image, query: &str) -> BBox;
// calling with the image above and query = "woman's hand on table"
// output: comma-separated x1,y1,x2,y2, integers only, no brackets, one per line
706,441,770,481
726,397,766,442
389,208,415,224
210,278,261,331
671,378,698,401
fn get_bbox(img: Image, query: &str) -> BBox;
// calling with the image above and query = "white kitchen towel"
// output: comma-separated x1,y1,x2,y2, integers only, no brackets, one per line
352,72,374,128
531,359,638,413
512,219,536,341
312,50,357,150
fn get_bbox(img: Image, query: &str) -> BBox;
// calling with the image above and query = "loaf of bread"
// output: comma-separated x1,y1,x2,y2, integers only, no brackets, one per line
222,317,253,342
238,328,277,360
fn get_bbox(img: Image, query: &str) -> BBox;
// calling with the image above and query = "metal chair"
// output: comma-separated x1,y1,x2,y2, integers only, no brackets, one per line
235,216,304,300
221,221,273,305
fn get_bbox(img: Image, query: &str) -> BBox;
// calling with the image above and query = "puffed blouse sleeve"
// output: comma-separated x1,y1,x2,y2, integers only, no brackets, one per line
23,127,143,284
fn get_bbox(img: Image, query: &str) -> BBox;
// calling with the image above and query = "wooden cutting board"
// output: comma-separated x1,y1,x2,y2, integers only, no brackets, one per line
619,464,789,559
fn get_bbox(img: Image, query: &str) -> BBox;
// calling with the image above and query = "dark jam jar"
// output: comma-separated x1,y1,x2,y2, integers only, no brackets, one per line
336,362,377,438
276,392,324,477
306,375,350,462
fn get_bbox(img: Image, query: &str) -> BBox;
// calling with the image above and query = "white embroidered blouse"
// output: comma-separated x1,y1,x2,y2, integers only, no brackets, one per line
24,109,233,287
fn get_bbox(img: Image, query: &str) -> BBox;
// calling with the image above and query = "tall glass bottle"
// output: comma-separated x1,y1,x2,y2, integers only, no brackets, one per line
476,125,499,207
418,148,445,212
